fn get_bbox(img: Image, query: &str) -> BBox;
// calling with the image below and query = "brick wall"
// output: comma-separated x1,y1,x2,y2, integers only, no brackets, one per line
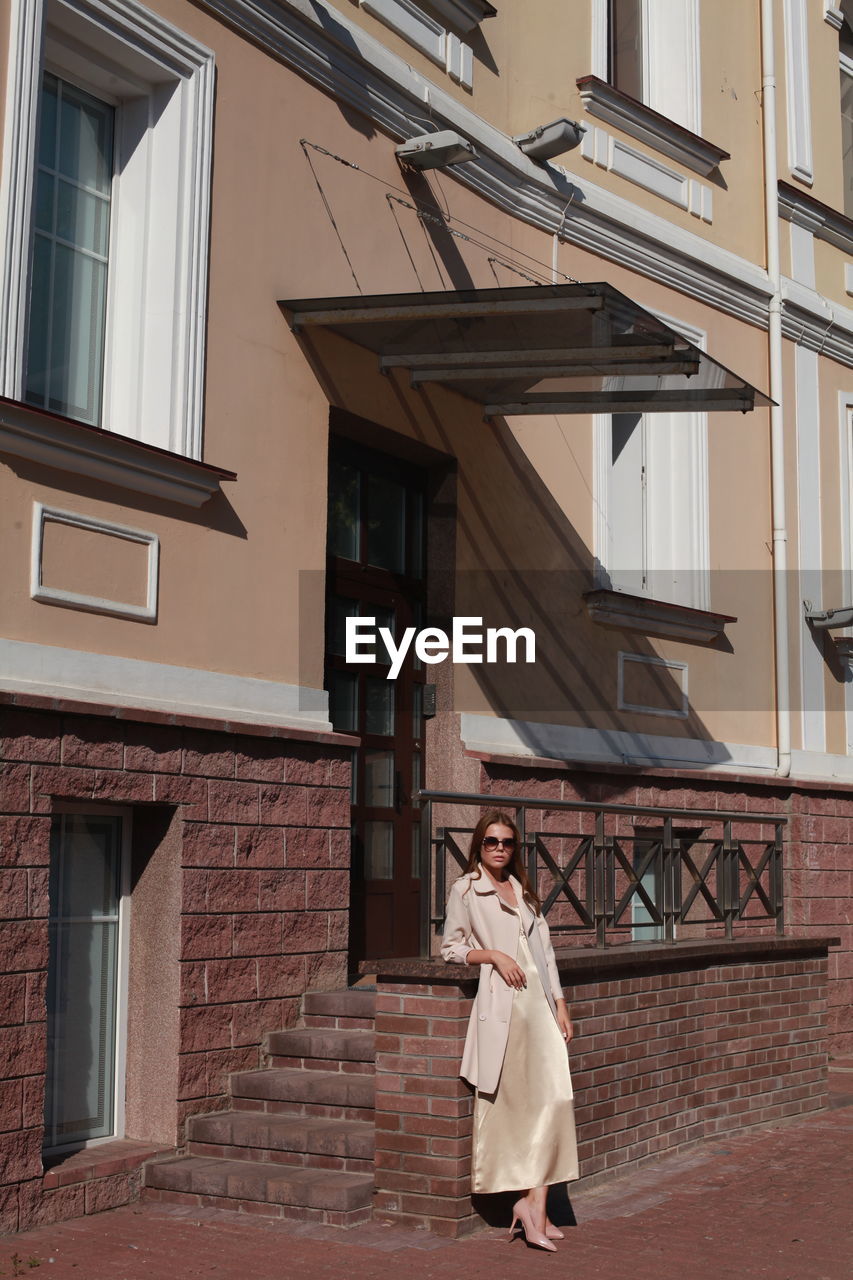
0,702,351,1234
372,944,830,1236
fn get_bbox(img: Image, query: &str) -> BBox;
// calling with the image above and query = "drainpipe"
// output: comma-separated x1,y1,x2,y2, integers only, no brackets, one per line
760,0,792,778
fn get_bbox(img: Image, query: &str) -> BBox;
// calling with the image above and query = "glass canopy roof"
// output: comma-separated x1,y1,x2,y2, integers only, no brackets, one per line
279,283,771,417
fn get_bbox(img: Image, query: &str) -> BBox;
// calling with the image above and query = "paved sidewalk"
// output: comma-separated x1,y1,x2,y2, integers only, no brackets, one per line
4,1068,851,1280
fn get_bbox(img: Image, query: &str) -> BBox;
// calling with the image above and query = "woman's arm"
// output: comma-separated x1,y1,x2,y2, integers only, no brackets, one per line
441,884,526,989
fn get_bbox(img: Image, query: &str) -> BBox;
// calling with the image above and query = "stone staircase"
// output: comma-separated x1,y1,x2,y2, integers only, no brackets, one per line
143,989,377,1226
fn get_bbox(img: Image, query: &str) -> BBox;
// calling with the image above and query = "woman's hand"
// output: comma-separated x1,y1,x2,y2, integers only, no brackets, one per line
556,999,574,1044
490,950,527,990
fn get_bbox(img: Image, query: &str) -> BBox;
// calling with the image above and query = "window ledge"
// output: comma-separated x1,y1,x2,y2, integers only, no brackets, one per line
583,588,736,643
0,397,235,508
576,76,730,177
428,0,496,31
778,180,853,255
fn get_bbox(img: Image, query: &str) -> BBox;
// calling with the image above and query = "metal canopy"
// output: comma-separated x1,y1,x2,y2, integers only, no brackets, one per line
278,283,771,417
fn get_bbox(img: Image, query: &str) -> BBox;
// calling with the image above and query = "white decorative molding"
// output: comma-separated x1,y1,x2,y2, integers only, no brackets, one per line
836,392,853,753
590,0,608,79
359,0,473,88
778,180,853,253
460,712,778,773
783,0,815,184
0,637,333,732
584,590,732,644
0,0,214,457
789,220,816,287
845,263,853,294
0,397,234,506
581,124,713,221
31,504,160,622
576,76,727,177
780,276,853,365
617,652,689,719
825,6,844,31
427,0,495,33
794,344,826,753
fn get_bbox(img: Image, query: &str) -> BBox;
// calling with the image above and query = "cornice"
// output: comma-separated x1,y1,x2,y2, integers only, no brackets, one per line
427,0,496,32
778,179,853,255
781,277,853,367
576,75,730,177
196,0,773,330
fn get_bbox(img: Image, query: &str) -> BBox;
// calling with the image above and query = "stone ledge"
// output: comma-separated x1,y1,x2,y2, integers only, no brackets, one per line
366,935,841,984
42,1139,172,1190
583,588,736,643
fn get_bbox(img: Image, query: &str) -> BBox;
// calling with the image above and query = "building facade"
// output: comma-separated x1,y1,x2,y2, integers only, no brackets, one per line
0,0,849,1235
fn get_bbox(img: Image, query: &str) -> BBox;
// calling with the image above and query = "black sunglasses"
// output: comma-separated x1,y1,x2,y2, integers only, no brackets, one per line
482,836,516,852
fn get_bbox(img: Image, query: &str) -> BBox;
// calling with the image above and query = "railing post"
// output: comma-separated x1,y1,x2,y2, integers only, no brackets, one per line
420,798,433,957
773,820,785,936
594,809,608,947
662,815,675,943
723,819,735,939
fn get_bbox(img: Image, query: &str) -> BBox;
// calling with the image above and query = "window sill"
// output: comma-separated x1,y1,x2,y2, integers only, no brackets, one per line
42,1138,171,1188
583,588,736,643
0,397,235,508
576,76,730,177
428,0,496,31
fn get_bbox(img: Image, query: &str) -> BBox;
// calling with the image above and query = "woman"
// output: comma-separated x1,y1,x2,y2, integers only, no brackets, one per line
441,810,578,1252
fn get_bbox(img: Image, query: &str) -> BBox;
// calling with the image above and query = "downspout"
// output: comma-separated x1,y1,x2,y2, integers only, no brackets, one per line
761,0,792,777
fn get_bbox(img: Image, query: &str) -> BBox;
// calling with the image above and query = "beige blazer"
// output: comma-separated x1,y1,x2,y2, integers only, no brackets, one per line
441,870,565,1095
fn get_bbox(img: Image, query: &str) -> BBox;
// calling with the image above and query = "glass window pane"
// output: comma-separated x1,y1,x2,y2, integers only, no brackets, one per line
412,752,422,801
45,815,122,1149
365,678,394,736
367,474,406,573
329,670,358,733
373,605,396,667
364,749,395,807
328,460,360,561
843,67,853,217
26,74,113,427
610,0,644,101
412,825,423,880
364,821,394,879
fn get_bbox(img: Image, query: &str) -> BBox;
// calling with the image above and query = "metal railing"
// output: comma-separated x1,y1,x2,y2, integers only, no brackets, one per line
418,790,786,954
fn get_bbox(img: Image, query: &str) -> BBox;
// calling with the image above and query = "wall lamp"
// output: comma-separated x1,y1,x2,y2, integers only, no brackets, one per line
395,130,477,169
803,600,853,629
514,117,585,163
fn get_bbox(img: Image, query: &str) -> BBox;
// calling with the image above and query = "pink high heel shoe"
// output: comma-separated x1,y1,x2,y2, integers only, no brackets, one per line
545,1221,564,1240
508,1198,557,1252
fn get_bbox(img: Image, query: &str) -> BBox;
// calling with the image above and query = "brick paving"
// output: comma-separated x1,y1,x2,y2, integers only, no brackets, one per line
3,1068,851,1280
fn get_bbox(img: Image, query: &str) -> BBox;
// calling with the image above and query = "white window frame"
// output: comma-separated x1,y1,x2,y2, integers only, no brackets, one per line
45,804,132,1155
0,0,214,458
591,0,701,135
593,314,710,612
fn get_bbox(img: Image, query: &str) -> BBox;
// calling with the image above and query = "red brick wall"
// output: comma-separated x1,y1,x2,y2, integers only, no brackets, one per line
0,704,351,1234
480,764,852,1057
372,949,829,1235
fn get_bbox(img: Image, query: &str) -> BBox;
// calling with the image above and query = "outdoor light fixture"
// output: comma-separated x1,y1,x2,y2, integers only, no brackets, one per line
395,130,477,169
514,117,585,162
803,600,853,629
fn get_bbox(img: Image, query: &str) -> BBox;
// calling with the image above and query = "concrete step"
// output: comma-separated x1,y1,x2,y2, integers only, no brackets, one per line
302,989,375,1028
230,1067,375,1120
143,1154,373,1225
267,1027,375,1069
186,1110,374,1172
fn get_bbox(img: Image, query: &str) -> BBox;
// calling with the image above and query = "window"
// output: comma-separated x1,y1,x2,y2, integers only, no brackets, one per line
594,318,710,612
840,5,853,215
45,812,130,1151
0,0,214,455
596,0,701,134
26,73,114,425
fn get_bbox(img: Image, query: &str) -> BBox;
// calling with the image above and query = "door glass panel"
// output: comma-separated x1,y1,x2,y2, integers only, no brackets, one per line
412,684,423,739
365,678,395,736
328,459,361,561
329,670,358,734
364,821,394,879
45,814,122,1150
364,749,395,807
411,751,422,801
367,474,406,573
329,595,359,656
410,489,425,579
373,605,396,667
412,825,423,880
